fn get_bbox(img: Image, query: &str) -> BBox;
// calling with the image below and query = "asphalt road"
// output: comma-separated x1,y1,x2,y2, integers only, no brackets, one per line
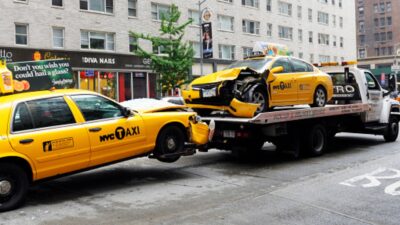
1,133,400,225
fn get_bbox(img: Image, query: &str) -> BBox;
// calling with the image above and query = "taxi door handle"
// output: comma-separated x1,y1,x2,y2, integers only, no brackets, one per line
89,127,102,132
19,139,34,144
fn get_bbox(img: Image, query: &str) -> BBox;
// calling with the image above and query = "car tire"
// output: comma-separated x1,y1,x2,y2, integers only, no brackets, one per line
301,124,327,157
0,163,29,212
154,126,185,163
384,116,399,142
246,86,269,114
311,86,327,107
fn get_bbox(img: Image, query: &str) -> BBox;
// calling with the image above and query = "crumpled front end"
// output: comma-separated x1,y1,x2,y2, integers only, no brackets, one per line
189,120,209,145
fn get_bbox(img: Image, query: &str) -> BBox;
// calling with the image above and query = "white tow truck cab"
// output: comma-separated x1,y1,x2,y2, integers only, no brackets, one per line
203,61,400,157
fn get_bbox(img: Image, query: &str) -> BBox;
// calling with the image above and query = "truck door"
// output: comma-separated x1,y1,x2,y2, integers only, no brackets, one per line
69,94,147,167
8,97,91,180
269,58,298,104
364,71,383,122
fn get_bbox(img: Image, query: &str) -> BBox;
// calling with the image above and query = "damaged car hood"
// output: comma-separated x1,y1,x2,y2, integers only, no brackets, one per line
190,67,259,85
121,98,187,113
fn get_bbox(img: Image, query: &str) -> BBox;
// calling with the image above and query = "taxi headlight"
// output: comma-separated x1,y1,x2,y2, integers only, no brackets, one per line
189,115,202,123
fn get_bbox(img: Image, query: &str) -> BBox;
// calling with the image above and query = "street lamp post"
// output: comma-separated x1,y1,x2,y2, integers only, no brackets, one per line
198,0,207,77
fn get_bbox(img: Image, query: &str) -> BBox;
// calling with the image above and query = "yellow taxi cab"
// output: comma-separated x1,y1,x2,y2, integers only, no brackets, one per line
0,89,209,211
182,50,333,118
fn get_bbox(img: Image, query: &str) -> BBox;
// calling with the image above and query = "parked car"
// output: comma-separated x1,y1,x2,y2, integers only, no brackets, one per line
0,89,209,211
182,56,333,117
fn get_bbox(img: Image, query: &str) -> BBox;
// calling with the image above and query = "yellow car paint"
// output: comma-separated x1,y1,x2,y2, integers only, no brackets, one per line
0,89,209,182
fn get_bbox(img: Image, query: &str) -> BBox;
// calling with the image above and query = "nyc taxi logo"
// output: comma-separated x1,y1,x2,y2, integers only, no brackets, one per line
100,126,140,142
273,82,292,90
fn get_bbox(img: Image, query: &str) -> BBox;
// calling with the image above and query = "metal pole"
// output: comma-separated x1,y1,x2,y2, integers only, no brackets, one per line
199,0,204,77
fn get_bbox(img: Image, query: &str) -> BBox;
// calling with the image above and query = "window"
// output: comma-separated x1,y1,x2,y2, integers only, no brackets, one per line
380,17,385,27
310,53,314,63
358,6,364,17
358,48,366,59
219,44,235,60
317,11,329,25
308,8,312,22
129,35,137,52
190,42,201,58
380,32,386,42
318,0,328,4
339,17,343,28
219,0,233,3
318,33,329,45
374,18,379,27
379,2,385,12
272,58,292,73
13,97,76,132
266,0,272,11
359,35,365,45
308,31,313,43
189,10,200,26
319,55,330,63
80,0,114,14
81,31,115,51
359,21,364,32
14,0,27,3
151,3,171,21
386,2,392,12
388,46,393,55
15,24,28,45
374,33,380,41
291,58,313,72
333,35,337,46
298,29,303,42
387,17,392,26
218,15,234,31
153,42,168,55
242,20,260,35
267,23,272,37
128,0,137,17
387,31,393,41
278,26,293,40
52,0,63,7
375,47,380,56
381,47,386,55
340,37,344,48
242,0,259,8
278,1,292,16
297,6,302,19
71,95,122,121
365,72,379,90
373,4,378,13
52,27,64,48
242,47,253,58
332,15,336,27
338,0,342,7
298,52,303,59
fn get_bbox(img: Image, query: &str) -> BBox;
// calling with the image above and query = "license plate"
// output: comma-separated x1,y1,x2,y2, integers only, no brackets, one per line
223,130,235,138
202,88,216,98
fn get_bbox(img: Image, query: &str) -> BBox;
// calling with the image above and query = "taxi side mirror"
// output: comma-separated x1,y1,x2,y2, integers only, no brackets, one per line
268,66,284,82
122,107,133,117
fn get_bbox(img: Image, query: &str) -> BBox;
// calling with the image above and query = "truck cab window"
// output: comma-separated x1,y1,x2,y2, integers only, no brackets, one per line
364,72,380,90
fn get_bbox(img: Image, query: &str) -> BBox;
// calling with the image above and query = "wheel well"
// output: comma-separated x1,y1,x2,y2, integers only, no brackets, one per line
316,84,327,93
158,122,188,142
0,157,33,183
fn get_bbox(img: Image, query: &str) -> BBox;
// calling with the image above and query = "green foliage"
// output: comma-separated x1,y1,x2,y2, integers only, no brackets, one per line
130,4,194,95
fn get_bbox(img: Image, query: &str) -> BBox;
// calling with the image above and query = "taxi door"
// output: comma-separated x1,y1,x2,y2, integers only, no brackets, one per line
8,96,90,180
268,58,298,105
290,58,315,102
69,94,147,167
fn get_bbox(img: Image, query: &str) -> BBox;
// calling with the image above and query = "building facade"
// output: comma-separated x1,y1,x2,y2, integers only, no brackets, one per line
0,0,356,101
356,0,400,76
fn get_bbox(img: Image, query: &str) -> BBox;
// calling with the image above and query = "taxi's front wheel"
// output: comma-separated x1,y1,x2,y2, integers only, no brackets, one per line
154,126,184,163
0,163,29,212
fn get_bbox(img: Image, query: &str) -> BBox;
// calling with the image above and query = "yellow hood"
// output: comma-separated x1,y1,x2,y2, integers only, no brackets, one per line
190,67,246,85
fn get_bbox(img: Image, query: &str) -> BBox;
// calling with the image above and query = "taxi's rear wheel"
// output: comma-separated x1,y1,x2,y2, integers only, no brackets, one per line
311,86,327,107
154,126,184,163
0,163,29,212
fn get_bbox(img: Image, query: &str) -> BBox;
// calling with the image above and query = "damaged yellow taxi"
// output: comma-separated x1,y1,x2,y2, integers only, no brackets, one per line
0,89,209,211
182,55,334,117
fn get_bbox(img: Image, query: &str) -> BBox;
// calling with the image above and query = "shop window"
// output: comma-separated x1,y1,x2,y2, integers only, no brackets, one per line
70,95,122,121
81,30,115,51
80,0,113,14
15,24,28,45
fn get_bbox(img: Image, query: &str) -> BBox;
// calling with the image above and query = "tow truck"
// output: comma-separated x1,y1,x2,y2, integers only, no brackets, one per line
202,61,400,157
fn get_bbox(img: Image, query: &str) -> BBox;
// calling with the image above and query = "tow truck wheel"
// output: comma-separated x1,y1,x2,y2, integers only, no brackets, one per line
154,126,184,163
247,86,268,114
311,86,327,107
384,116,399,142
0,163,29,212
302,124,327,157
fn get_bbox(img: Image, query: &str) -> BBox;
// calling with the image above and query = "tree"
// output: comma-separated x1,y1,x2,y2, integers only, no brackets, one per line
130,4,194,96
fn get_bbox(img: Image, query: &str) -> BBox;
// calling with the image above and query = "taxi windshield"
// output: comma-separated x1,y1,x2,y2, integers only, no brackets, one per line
225,59,272,72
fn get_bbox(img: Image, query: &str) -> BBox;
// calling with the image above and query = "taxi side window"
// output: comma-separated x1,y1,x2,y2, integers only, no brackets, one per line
291,59,314,72
272,58,293,73
70,95,122,121
13,97,76,132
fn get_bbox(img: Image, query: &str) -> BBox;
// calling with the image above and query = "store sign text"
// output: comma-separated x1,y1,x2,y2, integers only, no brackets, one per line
0,49,13,62
82,57,116,65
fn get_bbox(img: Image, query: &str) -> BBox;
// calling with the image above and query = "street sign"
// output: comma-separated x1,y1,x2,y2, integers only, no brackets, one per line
391,65,400,71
